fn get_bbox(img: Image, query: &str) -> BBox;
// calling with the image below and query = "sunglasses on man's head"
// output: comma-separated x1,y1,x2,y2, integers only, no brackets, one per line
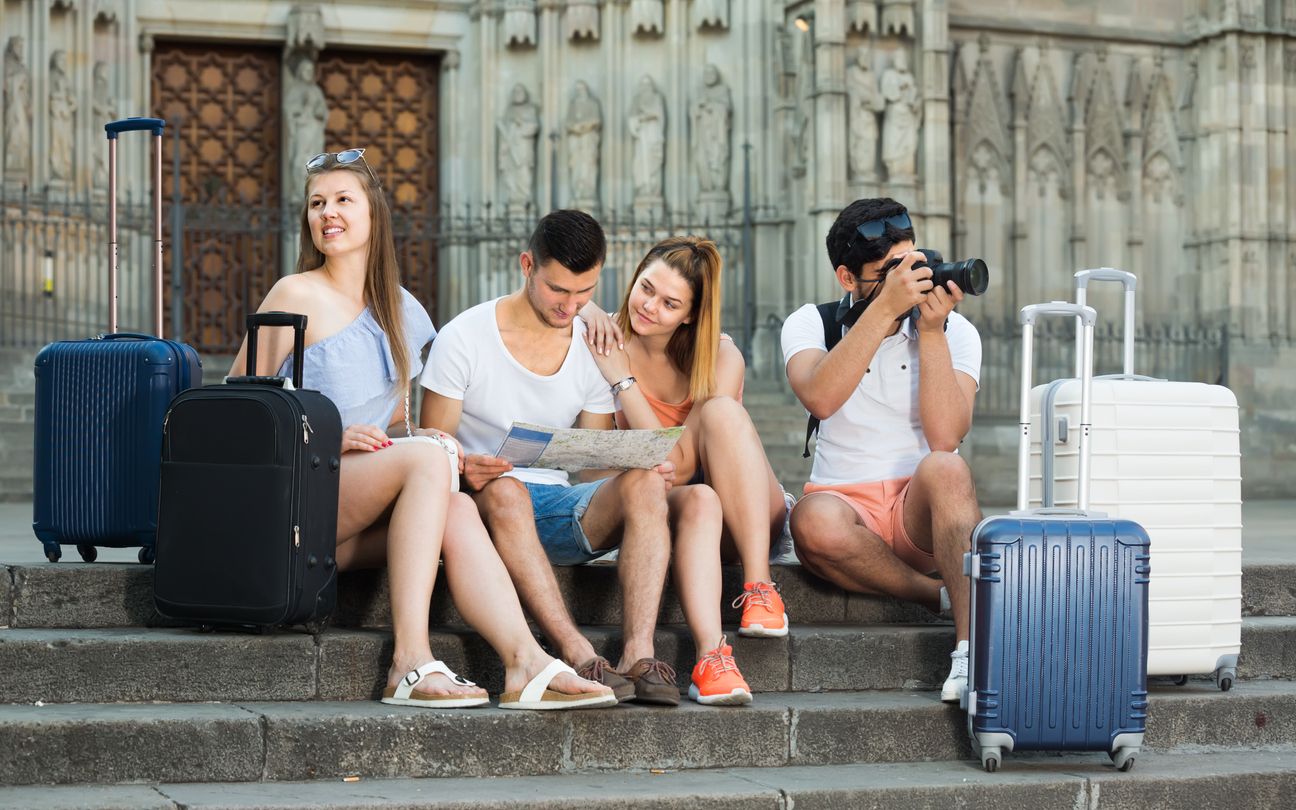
845,210,912,252
306,148,381,185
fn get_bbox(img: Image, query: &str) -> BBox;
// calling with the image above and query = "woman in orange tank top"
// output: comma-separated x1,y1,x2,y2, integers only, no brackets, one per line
581,237,793,660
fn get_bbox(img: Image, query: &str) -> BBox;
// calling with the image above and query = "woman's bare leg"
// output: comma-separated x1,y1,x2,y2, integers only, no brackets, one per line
334,442,483,699
667,484,725,659
439,493,610,698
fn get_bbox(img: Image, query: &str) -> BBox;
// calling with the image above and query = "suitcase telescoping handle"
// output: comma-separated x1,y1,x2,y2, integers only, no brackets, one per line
105,116,166,337
1073,268,1137,378
244,312,308,389
1019,302,1097,512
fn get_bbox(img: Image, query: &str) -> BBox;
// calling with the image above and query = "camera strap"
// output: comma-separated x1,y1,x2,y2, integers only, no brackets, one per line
803,299,845,458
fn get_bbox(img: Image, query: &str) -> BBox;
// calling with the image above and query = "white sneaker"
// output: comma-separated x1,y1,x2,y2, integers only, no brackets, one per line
942,640,969,704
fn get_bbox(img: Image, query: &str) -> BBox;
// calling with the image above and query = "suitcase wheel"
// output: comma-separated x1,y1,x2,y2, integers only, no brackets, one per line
1109,747,1137,772
1216,667,1236,692
980,747,1001,773
1172,675,1189,687
45,548,61,563
303,619,328,636
138,546,156,565
77,545,98,563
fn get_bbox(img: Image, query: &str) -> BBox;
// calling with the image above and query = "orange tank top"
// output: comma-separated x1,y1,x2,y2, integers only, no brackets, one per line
614,335,742,429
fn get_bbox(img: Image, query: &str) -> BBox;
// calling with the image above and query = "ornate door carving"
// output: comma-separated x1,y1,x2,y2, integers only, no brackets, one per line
152,43,282,354
316,51,440,319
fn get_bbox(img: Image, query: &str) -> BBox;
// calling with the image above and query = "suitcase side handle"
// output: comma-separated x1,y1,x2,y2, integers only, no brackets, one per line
245,312,308,389
1018,302,1097,512
1074,268,1137,378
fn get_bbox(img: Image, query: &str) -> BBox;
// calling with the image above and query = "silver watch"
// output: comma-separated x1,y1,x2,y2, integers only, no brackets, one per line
610,376,637,396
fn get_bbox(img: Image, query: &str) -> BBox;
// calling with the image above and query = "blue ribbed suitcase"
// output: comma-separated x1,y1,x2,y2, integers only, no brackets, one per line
964,302,1151,773
32,117,201,564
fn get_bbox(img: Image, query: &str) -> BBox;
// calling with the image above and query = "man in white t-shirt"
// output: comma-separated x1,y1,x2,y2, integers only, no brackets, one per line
781,197,983,705
420,210,680,706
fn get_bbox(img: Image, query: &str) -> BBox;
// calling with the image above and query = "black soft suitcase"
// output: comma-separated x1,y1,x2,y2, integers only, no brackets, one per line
154,313,343,631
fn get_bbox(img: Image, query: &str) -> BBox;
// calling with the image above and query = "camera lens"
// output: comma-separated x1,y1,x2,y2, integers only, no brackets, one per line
930,258,988,296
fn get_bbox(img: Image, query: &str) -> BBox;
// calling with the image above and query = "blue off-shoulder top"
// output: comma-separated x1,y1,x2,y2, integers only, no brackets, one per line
276,287,435,429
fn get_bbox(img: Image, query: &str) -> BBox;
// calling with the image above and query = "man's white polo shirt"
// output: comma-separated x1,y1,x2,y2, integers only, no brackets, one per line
781,304,982,485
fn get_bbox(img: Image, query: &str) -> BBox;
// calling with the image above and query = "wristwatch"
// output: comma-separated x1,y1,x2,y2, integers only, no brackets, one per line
610,376,637,396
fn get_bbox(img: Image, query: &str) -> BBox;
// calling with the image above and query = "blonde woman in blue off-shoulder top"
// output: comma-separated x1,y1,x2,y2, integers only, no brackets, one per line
228,148,614,711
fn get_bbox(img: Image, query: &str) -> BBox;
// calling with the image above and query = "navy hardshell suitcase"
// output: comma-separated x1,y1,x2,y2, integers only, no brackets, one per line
33,117,201,564
964,302,1151,773
154,313,342,631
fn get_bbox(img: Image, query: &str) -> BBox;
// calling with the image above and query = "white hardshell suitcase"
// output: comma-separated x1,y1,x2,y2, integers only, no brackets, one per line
1027,269,1242,690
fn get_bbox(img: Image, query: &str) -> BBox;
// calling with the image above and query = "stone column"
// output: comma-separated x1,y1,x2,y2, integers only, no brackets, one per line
811,0,848,302
918,0,950,250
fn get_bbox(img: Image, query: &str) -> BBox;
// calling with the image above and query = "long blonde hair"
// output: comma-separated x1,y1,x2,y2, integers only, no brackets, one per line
297,161,410,392
615,236,723,403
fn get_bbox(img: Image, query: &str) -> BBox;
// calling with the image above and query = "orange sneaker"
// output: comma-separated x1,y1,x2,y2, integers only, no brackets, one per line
688,637,752,706
733,581,788,638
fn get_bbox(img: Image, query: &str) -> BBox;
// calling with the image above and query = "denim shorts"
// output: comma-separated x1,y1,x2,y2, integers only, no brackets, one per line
525,478,614,566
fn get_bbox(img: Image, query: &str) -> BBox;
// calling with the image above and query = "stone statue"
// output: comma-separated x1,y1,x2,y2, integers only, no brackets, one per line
566,0,600,40
3,36,31,176
565,81,602,207
627,76,666,200
691,64,731,197
284,56,328,179
92,62,116,189
49,50,77,183
881,48,921,184
631,0,664,35
498,83,540,214
847,47,885,183
694,0,729,29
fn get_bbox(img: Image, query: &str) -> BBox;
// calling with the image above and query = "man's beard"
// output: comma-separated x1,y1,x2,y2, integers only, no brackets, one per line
525,275,570,329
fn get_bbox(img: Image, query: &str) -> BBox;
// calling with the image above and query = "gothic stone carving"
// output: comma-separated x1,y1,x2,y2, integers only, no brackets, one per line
285,3,326,58
49,51,77,183
93,62,115,189
881,48,921,184
498,83,540,215
566,80,602,208
880,0,915,37
504,0,537,48
284,56,328,187
628,75,666,209
566,0,599,41
631,0,664,36
847,46,884,183
692,64,731,209
693,0,728,30
3,37,31,178
849,0,877,34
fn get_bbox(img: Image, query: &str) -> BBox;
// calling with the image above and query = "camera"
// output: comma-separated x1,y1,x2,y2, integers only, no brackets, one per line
913,249,988,296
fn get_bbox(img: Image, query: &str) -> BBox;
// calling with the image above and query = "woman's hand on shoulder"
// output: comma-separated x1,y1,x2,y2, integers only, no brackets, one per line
578,300,623,356
344,424,391,453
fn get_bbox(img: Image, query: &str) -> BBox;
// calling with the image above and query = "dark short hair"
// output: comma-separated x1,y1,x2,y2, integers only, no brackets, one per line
825,197,915,276
527,209,607,274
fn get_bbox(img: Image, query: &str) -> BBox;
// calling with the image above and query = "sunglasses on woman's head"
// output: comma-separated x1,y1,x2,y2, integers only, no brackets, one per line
306,148,381,186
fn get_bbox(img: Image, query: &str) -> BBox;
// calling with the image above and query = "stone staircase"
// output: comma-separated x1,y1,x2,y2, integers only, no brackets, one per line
1,543,1294,807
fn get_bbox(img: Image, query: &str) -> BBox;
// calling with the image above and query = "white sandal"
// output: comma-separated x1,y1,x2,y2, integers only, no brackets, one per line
380,661,489,708
498,659,619,711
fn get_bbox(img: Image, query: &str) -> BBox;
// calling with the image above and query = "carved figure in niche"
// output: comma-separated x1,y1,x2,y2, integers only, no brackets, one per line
504,0,537,47
565,81,602,206
284,56,328,180
566,0,599,41
847,46,884,183
881,48,921,184
93,62,116,189
49,50,77,183
691,64,731,196
498,83,540,213
694,0,729,29
631,0,664,35
3,37,31,176
627,76,666,199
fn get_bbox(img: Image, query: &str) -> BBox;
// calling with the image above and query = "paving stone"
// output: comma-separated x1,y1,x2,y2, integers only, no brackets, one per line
1240,616,1296,680
1144,681,1296,749
11,563,169,628
787,691,971,765
0,703,262,786
0,628,318,704
790,625,956,691
0,785,177,809
253,701,567,780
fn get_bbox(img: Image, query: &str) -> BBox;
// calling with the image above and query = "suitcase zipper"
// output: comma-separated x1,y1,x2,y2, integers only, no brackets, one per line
302,415,314,444
294,524,300,548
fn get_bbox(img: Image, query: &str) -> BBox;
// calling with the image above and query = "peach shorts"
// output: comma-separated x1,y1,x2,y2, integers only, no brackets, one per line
802,477,936,575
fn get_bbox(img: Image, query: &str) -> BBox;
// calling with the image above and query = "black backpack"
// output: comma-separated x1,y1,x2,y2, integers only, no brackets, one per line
802,301,842,458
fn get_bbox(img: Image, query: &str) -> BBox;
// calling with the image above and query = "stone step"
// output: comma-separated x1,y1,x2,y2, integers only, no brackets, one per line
0,682,1292,786
0,624,960,704
2,561,942,630
4,749,1295,810
3,616,1291,707
7,559,1294,631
